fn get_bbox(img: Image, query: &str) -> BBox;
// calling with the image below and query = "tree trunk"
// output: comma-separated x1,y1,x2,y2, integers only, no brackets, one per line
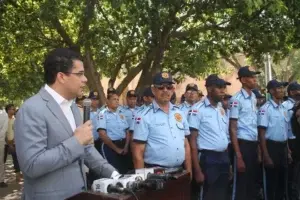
115,48,156,95
83,50,106,105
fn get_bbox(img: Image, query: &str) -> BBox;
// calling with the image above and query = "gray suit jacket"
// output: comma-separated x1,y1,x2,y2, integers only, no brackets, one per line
14,88,116,200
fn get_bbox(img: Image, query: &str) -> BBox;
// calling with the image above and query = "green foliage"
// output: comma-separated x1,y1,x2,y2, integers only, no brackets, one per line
0,0,300,103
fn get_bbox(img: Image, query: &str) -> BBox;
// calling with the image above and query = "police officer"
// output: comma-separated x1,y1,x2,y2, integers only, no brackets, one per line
99,88,117,111
96,91,131,174
86,91,102,187
252,88,266,108
282,81,300,199
129,87,154,134
119,90,139,131
258,80,289,200
179,83,200,117
229,66,261,200
222,94,232,119
88,91,102,149
222,94,233,166
189,74,231,200
132,72,192,176
139,87,154,111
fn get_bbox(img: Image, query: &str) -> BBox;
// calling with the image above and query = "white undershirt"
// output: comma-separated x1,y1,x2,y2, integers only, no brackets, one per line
45,85,76,131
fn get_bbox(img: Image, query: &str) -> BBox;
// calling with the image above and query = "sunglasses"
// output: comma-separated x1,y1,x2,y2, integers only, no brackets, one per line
154,85,174,90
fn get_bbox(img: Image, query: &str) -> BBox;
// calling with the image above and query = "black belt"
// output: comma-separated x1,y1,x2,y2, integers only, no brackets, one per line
267,140,287,146
112,139,126,148
238,139,258,145
144,162,183,169
198,149,227,153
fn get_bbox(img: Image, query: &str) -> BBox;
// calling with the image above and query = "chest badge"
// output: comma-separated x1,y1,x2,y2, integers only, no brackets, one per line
174,113,182,122
119,114,125,120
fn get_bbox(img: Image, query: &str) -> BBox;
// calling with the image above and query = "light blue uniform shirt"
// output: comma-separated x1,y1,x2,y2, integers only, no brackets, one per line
188,98,229,152
258,99,289,142
96,108,129,141
229,89,258,141
282,98,296,139
119,106,140,130
133,100,190,167
129,104,152,132
91,109,101,141
179,101,194,118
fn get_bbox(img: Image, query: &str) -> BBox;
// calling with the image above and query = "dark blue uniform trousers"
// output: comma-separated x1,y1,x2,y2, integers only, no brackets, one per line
200,150,229,200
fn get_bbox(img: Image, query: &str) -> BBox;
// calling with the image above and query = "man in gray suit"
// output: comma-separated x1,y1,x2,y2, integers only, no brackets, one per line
14,48,118,200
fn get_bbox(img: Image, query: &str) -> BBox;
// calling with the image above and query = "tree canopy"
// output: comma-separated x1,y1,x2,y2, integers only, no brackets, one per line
0,0,299,103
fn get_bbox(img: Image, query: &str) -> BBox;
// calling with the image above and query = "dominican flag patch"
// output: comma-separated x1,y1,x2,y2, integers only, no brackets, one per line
230,101,238,108
259,110,266,115
188,110,198,116
135,117,141,124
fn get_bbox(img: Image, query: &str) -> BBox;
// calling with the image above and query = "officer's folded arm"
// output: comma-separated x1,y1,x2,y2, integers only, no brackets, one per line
132,139,146,169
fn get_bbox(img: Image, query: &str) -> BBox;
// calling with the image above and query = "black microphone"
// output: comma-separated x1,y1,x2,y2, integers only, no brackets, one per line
107,184,125,193
128,179,165,191
147,173,177,181
83,99,92,123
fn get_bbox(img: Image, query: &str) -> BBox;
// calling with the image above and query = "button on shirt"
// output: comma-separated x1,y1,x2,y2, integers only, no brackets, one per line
188,98,229,152
133,100,190,167
282,98,296,139
96,108,129,141
179,101,193,118
258,99,289,142
229,89,258,141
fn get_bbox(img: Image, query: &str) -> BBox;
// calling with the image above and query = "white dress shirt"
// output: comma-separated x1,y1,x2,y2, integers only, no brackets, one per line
45,85,76,131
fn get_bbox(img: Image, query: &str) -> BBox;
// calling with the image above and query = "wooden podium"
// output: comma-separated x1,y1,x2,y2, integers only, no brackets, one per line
67,172,191,200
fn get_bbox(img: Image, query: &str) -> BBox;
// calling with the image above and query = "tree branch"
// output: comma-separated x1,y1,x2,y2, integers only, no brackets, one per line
77,0,97,46
50,17,75,47
96,1,122,47
171,24,231,38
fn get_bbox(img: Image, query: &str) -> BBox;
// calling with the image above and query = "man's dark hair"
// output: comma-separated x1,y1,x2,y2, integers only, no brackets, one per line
5,104,14,113
43,48,82,85
107,91,118,100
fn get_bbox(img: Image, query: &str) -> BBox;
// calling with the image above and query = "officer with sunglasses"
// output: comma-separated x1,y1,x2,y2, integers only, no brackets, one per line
132,72,192,178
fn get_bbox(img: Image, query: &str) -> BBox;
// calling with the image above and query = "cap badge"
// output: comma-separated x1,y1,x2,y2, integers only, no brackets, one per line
161,72,169,79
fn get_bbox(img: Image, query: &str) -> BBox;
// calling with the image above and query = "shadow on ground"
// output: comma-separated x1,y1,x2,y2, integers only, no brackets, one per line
0,155,22,200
